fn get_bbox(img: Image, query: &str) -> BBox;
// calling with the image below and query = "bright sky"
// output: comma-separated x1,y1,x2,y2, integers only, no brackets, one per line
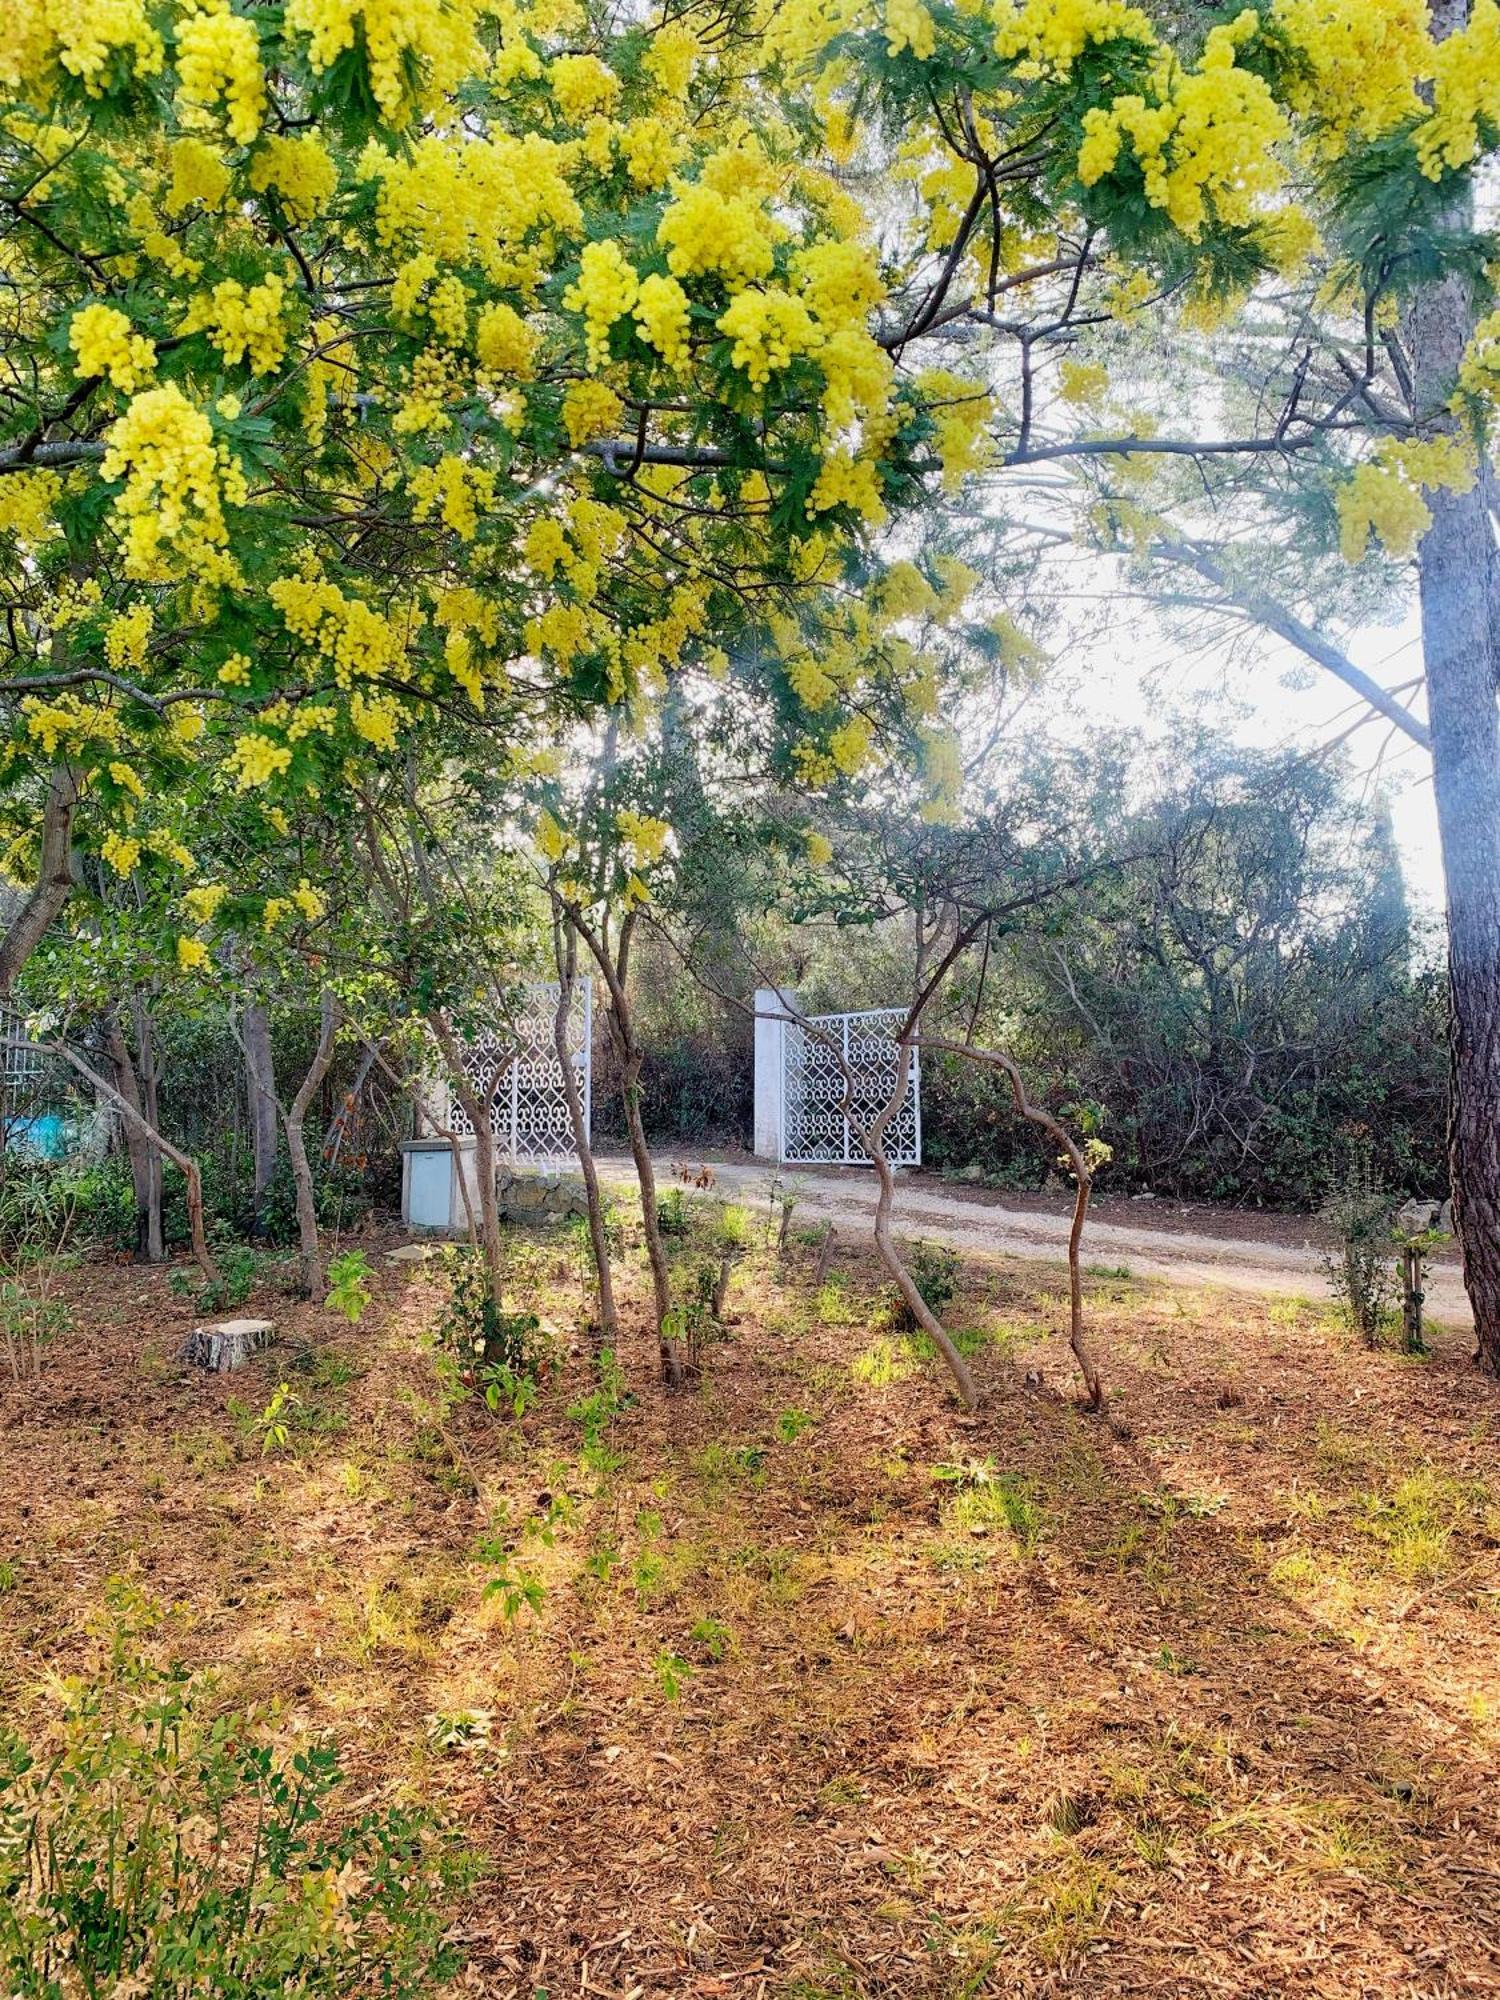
1058,595,1444,925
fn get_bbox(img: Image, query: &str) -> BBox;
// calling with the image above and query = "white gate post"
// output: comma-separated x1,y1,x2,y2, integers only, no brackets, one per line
753,986,795,1160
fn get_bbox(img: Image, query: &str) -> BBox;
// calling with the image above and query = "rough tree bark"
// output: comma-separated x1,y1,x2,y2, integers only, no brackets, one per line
46,1040,217,1280
552,911,618,1351
1408,0,1500,1374
242,999,280,1238
0,765,78,999
104,1010,163,1261
282,990,339,1301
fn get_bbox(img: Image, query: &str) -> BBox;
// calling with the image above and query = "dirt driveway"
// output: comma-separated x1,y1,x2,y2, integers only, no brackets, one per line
599,1154,1474,1330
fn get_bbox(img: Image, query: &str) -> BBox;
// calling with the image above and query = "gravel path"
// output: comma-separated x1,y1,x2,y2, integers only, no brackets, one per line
597,1155,1473,1329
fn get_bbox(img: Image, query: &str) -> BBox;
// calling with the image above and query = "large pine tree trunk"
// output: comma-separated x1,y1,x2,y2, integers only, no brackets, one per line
1410,0,1500,1374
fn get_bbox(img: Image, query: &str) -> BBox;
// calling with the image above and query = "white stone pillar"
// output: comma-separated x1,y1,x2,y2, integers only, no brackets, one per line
753,986,797,1161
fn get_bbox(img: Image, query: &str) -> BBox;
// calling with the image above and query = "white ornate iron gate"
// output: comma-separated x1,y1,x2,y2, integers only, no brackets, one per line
780,1007,920,1167
449,979,592,1163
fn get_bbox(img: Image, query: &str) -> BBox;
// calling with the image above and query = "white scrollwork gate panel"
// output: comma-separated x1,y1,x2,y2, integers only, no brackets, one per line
449,980,591,1163
781,1007,919,1167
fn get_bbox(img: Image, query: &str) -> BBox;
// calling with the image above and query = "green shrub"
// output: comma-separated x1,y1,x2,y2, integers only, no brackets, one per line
0,1584,467,1997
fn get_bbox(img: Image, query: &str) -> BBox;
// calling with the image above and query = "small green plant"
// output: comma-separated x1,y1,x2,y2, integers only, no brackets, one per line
0,1558,16,1593
653,1649,692,1699
933,1459,1045,1551
433,1248,543,1391
424,1708,493,1753
657,1187,689,1237
0,1275,71,1386
169,1243,261,1315
775,1407,816,1442
324,1248,373,1323
0,1583,465,1998
888,1240,959,1331
568,1348,630,1474
1320,1134,1396,1345
687,1615,732,1662
254,1380,301,1456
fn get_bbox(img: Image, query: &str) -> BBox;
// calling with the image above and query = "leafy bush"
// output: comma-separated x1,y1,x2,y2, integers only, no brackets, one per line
889,1240,960,1330
1321,1135,1396,1345
0,1584,466,1997
325,1250,373,1325
433,1248,543,1384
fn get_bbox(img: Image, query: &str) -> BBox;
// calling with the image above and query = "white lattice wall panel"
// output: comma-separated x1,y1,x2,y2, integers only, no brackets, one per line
449,980,591,1163
782,1007,919,1167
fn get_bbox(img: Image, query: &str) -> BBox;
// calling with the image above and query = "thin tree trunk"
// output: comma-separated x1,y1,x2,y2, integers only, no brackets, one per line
1408,1,1500,1374
868,1042,979,1409
583,913,679,1387
921,1035,1103,1408
130,993,164,1263
552,912,617,1351
45,1040,217,1281
0,765,78,998
283,991,339,1301
427,1010,508,1305
243,999,279,1238
103,1011,159,1261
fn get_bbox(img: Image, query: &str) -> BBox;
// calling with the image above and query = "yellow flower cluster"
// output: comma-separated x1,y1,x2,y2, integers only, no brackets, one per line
658,184,777,287
104,602,153,671
1,0,164,94
561,379,623,446
165,136,230,215
787,656,838,710
177,936,211,972
718,289,820,389
226,732,293,788
101,382,244,578
70,304,156,393
621,117,683,190
249,134,339,223
1077,13,1288,239
807,448,887,525
616,809,671,865
642,20,698,97
992,0,1154,73
286,0,483,128
1417,0,1500,180
1268,0,1427,157
564,239,638,370
293,879,326,920
1059,358,1109,404
1336,435,1476,565
549,51,621,120
269,571,409,686
183,882,227,923
634,273,692,371
918,723,962,824
0,470,60,545
176,0,266,144
182,273,289,374
916,369,994,491
217,651,251,685
102,830,141,876
884,0,935,60
408,455,497,540
476,301,538,377
369,133,582,292
350,689,403,750
22,693,120,754
1459,311,1500,411
804,830,833,866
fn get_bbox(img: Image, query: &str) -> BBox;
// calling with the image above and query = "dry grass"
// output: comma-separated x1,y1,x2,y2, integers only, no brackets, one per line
2,1206,1499,1998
